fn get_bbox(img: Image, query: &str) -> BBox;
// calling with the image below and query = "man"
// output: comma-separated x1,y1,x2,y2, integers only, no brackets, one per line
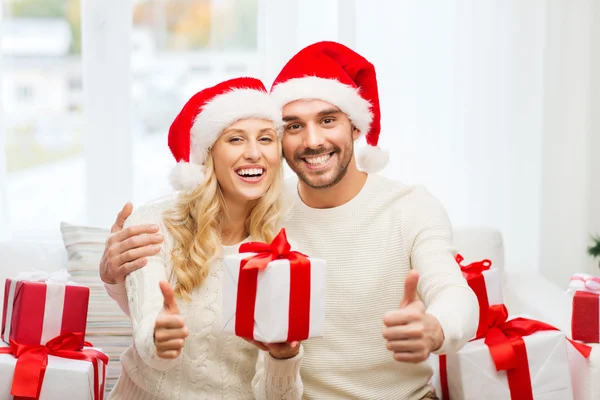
102,41,478,399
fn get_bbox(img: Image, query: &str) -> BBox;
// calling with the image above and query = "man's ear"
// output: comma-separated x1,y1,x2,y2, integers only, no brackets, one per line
351,125,361,140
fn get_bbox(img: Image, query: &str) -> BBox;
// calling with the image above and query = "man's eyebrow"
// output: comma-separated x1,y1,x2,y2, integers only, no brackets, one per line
282,108,342,122
317,108,342,117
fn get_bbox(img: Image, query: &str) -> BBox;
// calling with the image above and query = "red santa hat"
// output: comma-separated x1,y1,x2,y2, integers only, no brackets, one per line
270,41,388,173
168,77,283,191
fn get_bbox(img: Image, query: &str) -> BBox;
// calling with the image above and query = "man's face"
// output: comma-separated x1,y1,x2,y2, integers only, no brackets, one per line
281,99,359,189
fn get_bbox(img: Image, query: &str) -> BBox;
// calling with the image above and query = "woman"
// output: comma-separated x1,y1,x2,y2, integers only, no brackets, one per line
106,77,303,399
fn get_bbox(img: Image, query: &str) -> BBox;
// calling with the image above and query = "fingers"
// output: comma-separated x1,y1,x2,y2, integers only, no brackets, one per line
154,326,189,342
244,339,269,352
118,243,162,265
160,281,180,315
401,270,420,307
382,324,425,341
111,203,133,234
383,305,425,327
385,338,427,353
154,313,188,360
109,224,162,249
116,257,148,277
391,350,430,363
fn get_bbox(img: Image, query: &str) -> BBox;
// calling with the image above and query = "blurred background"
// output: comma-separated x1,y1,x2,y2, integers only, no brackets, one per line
1,0,599,287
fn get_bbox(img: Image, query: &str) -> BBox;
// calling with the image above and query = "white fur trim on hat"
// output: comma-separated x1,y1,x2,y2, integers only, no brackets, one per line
169,161,206,191
270,76,373,135
189,88,283,165
357,144,389,173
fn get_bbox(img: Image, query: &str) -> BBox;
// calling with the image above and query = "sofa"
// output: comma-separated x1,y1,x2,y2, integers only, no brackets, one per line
1,226,598,398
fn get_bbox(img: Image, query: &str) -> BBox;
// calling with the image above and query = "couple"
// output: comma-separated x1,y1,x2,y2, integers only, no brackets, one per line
100,41,479,399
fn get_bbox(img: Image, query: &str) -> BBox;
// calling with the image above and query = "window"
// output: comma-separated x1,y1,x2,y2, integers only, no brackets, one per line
130,0,261,205
2,0,85,238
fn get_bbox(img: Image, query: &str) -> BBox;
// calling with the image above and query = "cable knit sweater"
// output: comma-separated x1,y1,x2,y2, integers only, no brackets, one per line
105,200,303,400
107,174,479,400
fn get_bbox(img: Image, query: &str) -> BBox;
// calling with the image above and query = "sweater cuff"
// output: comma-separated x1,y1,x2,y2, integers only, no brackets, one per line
426,288,479,355
263,344,304,377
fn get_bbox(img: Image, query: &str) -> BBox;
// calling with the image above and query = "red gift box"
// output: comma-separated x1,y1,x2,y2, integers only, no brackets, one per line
2,270,90,349
572,291,600,343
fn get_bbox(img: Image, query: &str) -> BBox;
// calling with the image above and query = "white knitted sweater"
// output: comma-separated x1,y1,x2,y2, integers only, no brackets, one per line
105,200,303,400
108,174,479,400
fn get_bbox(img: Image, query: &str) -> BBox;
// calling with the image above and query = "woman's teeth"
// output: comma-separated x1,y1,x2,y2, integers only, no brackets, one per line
237,168,264,177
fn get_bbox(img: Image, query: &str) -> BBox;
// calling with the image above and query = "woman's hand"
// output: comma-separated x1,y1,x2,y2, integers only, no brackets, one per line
154,281,189,359
247,339,301,359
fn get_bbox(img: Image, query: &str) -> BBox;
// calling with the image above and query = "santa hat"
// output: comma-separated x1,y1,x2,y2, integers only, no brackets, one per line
168,77,283,191
270,41,388,173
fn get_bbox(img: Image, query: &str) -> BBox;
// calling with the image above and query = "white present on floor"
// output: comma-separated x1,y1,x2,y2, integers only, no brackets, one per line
0,341,107,400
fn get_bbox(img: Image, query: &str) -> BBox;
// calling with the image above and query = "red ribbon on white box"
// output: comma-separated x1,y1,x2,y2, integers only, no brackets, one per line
3,269,78,345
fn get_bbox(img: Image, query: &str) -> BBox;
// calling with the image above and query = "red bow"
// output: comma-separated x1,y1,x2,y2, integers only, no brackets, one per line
0,332,108,399
236,228,312,341
455,253,492,278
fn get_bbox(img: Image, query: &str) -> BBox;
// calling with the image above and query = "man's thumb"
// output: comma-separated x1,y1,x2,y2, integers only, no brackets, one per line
159,281,179,314
401,270,419,308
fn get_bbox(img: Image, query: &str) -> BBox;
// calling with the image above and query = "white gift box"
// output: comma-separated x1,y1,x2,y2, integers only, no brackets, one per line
433,329,573,400
0,342,106,400
221,252,326,343
568,342,600,400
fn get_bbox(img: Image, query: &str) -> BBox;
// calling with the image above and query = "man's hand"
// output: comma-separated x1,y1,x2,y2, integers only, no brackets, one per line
245,339,301,360
382,270,444,363
154,281,189,359
99,203,164,284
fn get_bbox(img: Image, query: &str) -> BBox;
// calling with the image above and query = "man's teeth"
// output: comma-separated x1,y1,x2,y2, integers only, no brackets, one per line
305,154,331,165
237,168,264,176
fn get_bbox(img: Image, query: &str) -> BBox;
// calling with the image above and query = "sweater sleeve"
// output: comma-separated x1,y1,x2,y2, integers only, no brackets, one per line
104,281,130,317
251,345,304,399
404,187,479,354
123,205,180,371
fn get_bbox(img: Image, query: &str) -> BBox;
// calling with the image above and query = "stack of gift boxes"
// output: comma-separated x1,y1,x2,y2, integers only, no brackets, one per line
429,255,598,400
0,270,108,400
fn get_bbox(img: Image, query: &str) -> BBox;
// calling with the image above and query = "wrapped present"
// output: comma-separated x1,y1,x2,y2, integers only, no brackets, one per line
2,270,90,349
567,341,600,400
568,274,600,343
435,305,591,400
0,332,108,399
456,254,503,339
221,228,326,343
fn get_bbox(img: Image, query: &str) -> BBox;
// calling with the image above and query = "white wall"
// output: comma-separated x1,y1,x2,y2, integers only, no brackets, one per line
0,2,6,240
355,1,546,274
539,0,600,285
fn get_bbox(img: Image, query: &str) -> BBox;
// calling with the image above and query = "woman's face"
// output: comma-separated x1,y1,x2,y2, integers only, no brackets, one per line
211,118,281,205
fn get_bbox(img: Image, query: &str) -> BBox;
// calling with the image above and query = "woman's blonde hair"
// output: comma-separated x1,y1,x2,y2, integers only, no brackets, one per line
163,140,284,300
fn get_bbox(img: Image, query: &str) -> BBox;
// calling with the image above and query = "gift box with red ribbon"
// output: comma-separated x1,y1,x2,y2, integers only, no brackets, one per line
456,254,504,339
568,274,600,343
2,270,90,350
0,332,108,400
432,305,591,400
221,228,326,343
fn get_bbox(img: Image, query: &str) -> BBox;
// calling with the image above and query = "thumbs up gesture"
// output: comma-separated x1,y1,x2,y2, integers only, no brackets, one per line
154,281,189,359
382,270,444,363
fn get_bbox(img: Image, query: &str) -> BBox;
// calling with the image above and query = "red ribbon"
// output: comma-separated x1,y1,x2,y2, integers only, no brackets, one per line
0,332,108,399
455,254,493,338
235,228,312,342
439,304,591,400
